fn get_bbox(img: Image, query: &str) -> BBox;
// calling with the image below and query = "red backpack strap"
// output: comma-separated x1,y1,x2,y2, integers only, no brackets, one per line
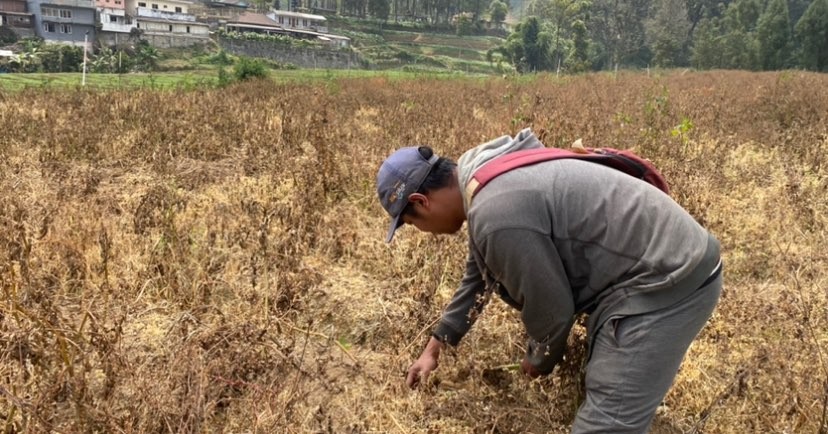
467,148,589,197
591,148,670,194
464,147,669,205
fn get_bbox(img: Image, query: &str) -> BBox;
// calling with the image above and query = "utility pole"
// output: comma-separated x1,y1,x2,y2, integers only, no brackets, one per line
82,30,89,86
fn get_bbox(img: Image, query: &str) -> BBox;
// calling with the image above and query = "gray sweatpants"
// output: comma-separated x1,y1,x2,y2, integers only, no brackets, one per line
571,271,723,433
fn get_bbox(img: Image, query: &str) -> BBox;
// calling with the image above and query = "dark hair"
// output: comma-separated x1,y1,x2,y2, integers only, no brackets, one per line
402,146,457,217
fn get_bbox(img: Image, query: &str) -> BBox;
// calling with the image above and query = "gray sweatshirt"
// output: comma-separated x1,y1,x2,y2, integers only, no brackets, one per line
432,129,720,373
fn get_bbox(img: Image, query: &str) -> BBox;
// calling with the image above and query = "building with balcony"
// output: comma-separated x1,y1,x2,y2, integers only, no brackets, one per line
134,5,193,20
125,0,192,17
0,0,35,38
266,9,325,32
271,0,336,15
224,10,348,48
224,11,278,33
125,0,208,47
28,0,96,47
96,0,135,45
135,15,207,36
189,0,248,24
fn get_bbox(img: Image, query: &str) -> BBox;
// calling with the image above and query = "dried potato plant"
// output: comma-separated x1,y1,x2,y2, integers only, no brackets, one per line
0,71,826,433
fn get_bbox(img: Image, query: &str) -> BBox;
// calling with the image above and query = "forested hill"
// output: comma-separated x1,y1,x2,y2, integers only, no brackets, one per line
327,0,827,73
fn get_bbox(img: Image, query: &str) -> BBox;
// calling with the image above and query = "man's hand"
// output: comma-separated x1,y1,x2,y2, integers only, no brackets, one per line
521,356,541,379
406,336,443,389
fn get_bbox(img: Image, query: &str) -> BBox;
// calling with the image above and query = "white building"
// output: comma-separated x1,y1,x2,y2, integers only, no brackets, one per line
225,11,349,48
96,0,135,45
266,10,325,32
124,0,209,46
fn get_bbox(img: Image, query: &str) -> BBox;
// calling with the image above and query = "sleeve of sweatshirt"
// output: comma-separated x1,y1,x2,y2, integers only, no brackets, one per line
481,228,575,375
432,245,489,346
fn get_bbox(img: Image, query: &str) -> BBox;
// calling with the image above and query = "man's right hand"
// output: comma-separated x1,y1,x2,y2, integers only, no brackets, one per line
406,336,444,389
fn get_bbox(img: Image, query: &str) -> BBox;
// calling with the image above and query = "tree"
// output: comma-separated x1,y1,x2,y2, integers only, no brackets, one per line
689,0,762,71
369,0,391,19
691,17,723,68
343,0,367,16
721,29,760,69
794,0,828,71
756,0,793,69
647,0,692,66
589,0,652,69
466,0,486,19
489,0,508,25
788,0,811,24
705,0,761,69
453,12,475,34
494,16,554,72
685,0,725,38
520,16,552,71
724,0,761,32
568,18,591,71
524,0,589,70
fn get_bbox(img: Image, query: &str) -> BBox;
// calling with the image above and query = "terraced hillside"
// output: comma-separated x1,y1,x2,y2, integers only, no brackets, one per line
330,18,510,73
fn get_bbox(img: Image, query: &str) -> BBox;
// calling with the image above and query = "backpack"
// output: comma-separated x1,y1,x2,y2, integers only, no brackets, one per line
466,147,670,201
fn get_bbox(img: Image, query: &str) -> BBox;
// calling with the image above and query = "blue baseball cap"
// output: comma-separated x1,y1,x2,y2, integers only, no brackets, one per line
376,147,439,242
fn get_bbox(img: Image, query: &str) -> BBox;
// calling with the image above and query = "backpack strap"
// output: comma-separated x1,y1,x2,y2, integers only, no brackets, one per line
468,148,591,198
464,147,668,208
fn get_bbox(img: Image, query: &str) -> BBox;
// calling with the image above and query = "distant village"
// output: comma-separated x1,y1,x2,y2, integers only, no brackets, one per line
0,0,350,53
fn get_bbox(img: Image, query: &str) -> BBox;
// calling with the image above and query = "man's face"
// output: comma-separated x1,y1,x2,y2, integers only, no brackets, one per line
401,186,465,236
401,208,463,235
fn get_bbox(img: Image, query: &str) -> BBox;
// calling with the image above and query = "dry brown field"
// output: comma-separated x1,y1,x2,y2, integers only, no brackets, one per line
1,70,826,433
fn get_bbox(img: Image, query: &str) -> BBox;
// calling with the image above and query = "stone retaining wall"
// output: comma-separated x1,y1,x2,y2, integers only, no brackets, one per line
218,38,363,69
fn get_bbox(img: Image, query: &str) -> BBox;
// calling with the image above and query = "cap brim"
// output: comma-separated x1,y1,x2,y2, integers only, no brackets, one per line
385,214,404,243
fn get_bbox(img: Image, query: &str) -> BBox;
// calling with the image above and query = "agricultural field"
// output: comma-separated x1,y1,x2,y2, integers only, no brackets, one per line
0,69,465,92
0,70,826,433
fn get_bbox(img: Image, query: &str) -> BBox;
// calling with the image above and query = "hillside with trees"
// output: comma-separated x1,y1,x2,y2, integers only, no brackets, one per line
316,0,828,72
2,0,823,74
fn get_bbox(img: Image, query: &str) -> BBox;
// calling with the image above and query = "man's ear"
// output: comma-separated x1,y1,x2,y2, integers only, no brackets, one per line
407,192,429,210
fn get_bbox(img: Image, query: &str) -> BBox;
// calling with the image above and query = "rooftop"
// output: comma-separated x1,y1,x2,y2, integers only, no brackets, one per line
204,0,249,7
41,0,95,8
268,9,325,21
136,15,207,24
228,11,277,27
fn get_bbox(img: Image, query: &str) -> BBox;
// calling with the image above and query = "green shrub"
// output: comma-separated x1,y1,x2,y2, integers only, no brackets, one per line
0,26,18,45
217,66,233,87
40,44,84,72
394,49,415,61
133,40,160,72
209,50,234,66
234,56,268,81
